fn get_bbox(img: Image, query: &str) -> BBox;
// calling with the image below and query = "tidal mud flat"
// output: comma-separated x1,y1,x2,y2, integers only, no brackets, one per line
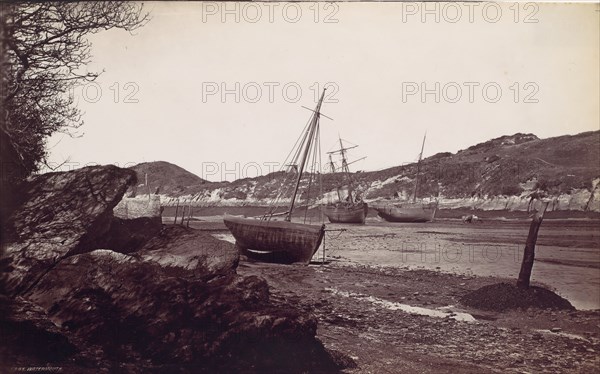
199,215,600,310
238,261,600,373
196,215,600,373
320,218,600,311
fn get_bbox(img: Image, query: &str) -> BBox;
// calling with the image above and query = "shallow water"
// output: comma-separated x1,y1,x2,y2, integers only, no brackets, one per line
207,218,600,310
212,233,236,244
323,219,600,310
326,287,476,322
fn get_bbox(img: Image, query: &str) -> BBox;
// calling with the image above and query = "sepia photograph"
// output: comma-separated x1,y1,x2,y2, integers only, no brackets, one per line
1,1,599,373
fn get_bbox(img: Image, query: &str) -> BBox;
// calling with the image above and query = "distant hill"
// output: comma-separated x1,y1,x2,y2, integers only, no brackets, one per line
129,161,208,196
354,131,599,200
143,131,600,212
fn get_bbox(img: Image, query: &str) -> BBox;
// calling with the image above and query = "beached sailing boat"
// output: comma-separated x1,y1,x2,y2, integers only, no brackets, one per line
223,90,328,264
323,137,368,224
373,133,437,223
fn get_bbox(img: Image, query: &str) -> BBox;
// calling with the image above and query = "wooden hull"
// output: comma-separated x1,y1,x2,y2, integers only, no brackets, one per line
323,202,368,224
374,203,437,223
223,216,325,264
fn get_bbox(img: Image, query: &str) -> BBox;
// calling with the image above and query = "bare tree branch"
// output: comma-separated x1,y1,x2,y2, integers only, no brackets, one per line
1,2,149,175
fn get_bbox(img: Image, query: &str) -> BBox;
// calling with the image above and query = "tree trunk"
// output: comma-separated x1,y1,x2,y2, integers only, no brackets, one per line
516,201,550,289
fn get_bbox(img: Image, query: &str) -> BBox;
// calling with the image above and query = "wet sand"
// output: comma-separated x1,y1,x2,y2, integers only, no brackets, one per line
321,218,600,310
190,216,600,372
198,216,600,310
237,261,600,373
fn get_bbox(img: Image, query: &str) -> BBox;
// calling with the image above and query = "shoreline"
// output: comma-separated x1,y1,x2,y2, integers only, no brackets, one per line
186,214,600,370
190,215,600,310
160,205,600,221
237,259,600,373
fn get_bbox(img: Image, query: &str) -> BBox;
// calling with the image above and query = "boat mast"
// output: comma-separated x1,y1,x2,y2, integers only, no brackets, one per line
328,153,343,202
338,136,354,203
328,154,336,173
286,89,326,222
327,138,362,204
412,132,427,203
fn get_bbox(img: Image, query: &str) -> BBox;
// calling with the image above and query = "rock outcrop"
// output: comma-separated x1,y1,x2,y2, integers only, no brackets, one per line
0,296,78,369
24,249,337,372
2,165,137,296
136,225,239,274
98,195,164,254
1,165,345,372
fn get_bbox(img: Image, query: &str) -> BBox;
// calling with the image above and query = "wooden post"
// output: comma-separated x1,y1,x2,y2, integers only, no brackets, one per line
322,231,326,264
180,203,186,225
186,204,192,227
174,200,179,224
517,201,550,289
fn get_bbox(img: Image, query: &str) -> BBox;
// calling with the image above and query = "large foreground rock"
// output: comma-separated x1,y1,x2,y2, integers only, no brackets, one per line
136,225,239,274
0,296,77,369
1,165,136,296
103,195,163,254
1,165,345,372
24,249,340,372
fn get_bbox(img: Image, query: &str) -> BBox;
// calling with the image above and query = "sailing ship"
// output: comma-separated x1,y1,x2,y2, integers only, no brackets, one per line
223,89,328,264
373,133,437,223
323,137,368,224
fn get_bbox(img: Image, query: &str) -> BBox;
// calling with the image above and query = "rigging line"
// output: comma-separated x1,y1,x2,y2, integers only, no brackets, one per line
290,134,308,169
317,122,324,224
340,138,357,147
264,117,313,219
326,140,340,153
303,118,320,224
307,125,323,223
287,113,314,168
265,173,294,219
303,128,316,223
264,170,290,218
303,171,313,224
275,177,295,212
287,107,321,222
309,135,320,224
311,121,323,224
277,115,313,173
290,123,309,165
264,156,301,218
303,151,313,223
267,154,309,220
412,131,427,203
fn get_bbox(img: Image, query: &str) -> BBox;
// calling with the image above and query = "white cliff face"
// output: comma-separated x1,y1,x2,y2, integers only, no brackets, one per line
369,175,412,192
439,187,600,212
587,178,600,211
153,177,600,212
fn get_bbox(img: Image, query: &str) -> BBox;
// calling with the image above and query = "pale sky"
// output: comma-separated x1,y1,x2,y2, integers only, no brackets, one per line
46,2,600,181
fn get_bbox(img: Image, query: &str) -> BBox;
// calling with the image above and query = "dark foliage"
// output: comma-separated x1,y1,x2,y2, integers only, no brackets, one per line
0,2,149,177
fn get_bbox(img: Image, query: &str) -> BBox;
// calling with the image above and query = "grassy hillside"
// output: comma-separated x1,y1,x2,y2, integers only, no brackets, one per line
129,161,208,196
357,131,599,200
132,131,600,206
